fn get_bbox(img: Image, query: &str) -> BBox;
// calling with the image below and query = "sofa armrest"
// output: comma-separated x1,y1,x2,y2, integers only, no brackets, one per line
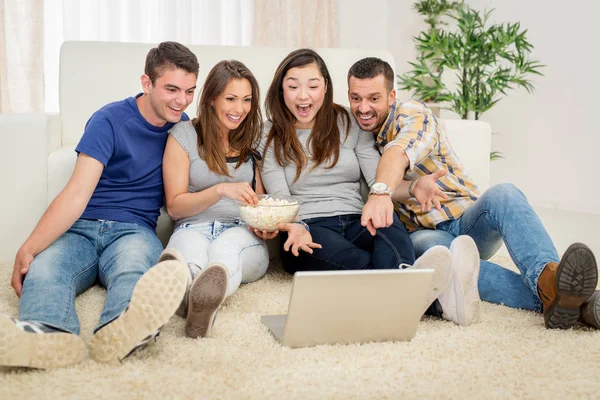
0,113,59,261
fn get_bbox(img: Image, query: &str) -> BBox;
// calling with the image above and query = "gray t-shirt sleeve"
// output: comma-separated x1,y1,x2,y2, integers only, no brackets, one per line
260,121,292,197
355,126,380,187
169,120,194,154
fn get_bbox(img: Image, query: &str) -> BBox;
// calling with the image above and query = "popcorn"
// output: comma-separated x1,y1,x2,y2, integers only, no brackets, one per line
239,195,300,232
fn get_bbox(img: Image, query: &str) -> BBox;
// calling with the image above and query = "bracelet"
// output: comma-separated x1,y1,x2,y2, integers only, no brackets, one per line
408,180,417,198
293,220,310,232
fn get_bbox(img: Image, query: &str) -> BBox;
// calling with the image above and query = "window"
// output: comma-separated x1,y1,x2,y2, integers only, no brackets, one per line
43,0,253,112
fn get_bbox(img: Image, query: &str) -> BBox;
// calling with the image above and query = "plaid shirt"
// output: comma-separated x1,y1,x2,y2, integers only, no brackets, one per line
375,99,480,232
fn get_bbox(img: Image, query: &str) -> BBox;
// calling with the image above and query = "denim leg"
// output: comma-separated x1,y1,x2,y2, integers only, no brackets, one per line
167,226,212,277
281,215,374,273
19,225,99,334
410,229,455,258
96,221,163,331
478,260,541,311
209,226,269,297
440,183,557,310
410,226,542,311
346,213,415,268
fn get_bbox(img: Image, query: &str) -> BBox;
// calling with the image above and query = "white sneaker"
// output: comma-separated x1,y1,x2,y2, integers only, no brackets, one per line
411,246,453,315
0,315,86,369
438,235,481,326
158,247,187,265
158,248,194,317
88,259,188,363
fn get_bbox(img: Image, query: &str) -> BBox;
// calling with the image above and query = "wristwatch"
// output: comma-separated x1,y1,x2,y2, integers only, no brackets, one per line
370,182,393,196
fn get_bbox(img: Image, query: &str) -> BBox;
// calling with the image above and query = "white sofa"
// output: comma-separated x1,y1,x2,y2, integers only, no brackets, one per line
0,41,491,261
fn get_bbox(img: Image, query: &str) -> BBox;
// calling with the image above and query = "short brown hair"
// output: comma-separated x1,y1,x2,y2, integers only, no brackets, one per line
347,57,394,92
144,41,199,84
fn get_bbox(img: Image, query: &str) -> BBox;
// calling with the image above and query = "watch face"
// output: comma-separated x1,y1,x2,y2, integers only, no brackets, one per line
372,183,387,191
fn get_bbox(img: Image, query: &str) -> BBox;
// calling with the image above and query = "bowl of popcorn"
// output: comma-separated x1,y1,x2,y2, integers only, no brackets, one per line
239,195,301,232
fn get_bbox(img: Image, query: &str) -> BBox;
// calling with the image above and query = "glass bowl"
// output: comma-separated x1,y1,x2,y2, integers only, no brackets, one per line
239,194,300,232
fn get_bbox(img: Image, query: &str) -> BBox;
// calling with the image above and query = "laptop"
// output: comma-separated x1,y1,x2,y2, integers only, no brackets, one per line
261,269,434,348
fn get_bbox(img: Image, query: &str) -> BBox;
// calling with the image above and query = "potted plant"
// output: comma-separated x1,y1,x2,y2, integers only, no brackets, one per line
398,2,544,160
399,0,462,117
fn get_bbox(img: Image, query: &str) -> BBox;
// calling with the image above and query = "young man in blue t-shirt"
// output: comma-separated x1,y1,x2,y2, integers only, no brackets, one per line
0,42,199,368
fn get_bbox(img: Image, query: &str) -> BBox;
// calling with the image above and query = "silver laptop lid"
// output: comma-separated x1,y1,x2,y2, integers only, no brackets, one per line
283,269,434,348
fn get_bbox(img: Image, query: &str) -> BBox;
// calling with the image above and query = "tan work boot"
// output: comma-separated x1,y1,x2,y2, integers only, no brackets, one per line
580,291,600,329
537,243,598,329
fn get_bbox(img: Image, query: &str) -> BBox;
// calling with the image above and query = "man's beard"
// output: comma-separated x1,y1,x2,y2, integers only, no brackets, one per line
354,111,386,133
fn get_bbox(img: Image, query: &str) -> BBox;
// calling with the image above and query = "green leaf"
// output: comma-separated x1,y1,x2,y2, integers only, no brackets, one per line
402,1,543,120
490,151,505,161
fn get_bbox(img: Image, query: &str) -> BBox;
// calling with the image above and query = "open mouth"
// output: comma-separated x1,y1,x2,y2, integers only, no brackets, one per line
226,114,242,123
296,104,312,117
357,113,375,124
168,105,183,113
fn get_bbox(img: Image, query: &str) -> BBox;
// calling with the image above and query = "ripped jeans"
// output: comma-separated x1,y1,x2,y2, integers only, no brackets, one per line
166,220,269,303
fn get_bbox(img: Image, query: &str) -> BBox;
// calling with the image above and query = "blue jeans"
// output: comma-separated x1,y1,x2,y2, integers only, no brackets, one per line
167,220,269,298
410,184,559,312
281,213,415,274
19,219,163,334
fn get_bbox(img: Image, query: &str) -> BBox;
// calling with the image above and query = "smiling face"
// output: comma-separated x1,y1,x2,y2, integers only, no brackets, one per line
282,63,327,129
140,67,197,126
348,74,395,133
212,78,253,135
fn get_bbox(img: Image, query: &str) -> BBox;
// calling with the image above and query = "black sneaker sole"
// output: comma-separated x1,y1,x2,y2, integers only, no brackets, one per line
591,294,600,328
545,243,598,329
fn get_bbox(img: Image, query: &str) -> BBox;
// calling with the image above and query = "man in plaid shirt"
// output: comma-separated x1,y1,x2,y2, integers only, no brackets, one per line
347,57,599,330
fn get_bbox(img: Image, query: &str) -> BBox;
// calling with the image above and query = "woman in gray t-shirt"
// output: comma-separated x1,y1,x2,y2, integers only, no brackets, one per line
260,49,418,274
162,60,274,339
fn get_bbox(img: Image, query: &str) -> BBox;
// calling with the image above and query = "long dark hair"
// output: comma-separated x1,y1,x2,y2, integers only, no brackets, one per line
264,48,350,182
192,60,262,176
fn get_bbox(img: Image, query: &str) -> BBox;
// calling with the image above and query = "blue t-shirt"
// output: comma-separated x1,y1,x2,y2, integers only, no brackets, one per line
75,93,189,231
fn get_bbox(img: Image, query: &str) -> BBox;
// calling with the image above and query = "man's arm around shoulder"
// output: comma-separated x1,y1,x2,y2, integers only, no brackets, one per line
11,154,104,297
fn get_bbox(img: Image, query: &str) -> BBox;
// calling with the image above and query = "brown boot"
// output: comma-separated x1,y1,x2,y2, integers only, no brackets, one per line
537,243,598,329
580,291,600,329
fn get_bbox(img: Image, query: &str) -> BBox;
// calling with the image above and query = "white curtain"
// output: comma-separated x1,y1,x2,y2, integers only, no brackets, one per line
252,0,339,48
0,0,44,113
44,0,254,112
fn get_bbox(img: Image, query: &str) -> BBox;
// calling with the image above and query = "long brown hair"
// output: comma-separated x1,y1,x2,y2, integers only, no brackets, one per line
192,60,262,176
264,49,350,182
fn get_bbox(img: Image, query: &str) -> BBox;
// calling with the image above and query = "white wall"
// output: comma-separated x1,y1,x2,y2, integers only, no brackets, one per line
464,0,600,214
339,0,389,50
344,0,600,214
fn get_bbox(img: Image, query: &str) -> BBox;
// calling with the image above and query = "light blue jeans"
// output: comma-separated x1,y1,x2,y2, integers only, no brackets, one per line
19,219,163,334
410,184,559,312
167,220,269,298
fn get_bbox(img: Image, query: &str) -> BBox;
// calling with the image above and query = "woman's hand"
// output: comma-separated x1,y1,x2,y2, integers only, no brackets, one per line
217,182,259,205
249,227,280,240
277,222,322,256
413,169,449,212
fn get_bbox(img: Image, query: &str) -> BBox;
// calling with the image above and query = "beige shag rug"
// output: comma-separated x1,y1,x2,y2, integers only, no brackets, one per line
0,255,599,400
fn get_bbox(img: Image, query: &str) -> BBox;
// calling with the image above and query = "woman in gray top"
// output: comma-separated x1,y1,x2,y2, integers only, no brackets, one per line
161,60,313,339
260,49,420,274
